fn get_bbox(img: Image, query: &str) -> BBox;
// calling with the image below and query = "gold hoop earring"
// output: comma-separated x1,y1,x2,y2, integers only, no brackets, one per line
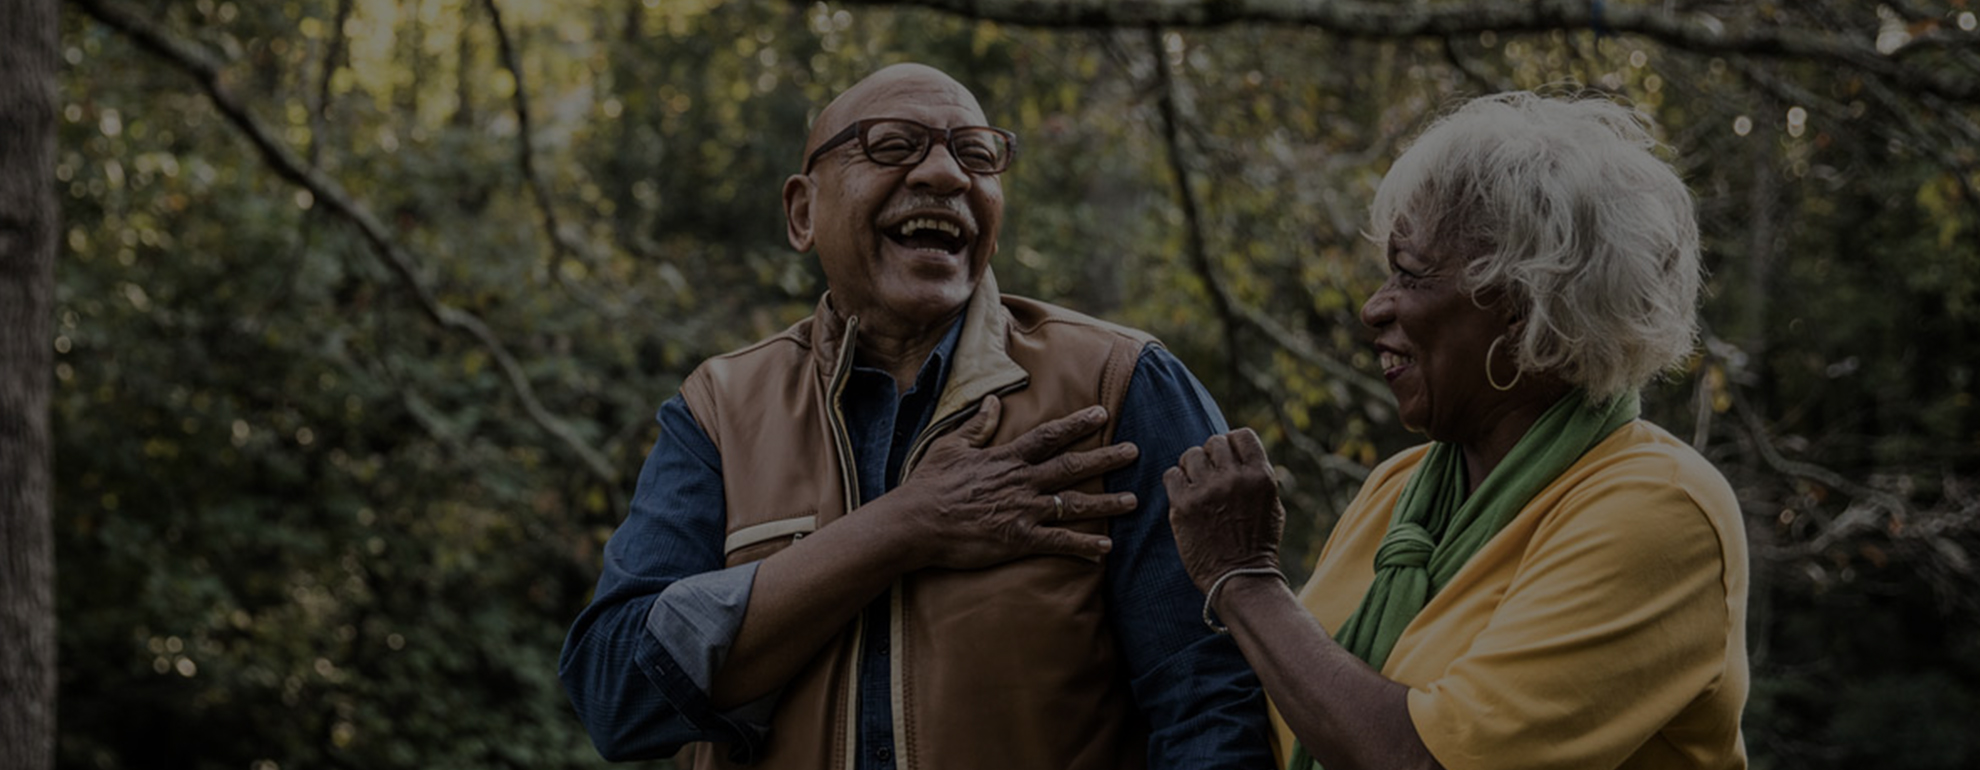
1486,335,1522,392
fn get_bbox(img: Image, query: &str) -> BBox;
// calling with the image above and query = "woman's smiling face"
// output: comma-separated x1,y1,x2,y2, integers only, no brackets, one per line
1360,231,1515,445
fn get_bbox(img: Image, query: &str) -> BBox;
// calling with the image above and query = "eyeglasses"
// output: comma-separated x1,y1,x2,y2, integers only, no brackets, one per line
803,118,1018,176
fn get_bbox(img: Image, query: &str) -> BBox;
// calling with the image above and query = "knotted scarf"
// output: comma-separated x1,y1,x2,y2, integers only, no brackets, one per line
1286,389,1638,770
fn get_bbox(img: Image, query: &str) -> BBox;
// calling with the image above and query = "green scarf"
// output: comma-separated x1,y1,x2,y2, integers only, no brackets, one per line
1286,390,1637,770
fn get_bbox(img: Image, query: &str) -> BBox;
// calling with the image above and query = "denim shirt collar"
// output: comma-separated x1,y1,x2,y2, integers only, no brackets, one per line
810,268,1029,426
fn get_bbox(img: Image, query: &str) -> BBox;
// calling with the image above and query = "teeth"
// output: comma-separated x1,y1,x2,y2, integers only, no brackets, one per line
1381,352,1415,370
898,218,961,238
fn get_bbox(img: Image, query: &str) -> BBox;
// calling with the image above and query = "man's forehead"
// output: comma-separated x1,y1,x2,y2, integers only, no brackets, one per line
807,64,988,150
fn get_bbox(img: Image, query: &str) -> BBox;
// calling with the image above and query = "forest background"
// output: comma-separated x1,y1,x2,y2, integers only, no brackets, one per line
4,0,1979,768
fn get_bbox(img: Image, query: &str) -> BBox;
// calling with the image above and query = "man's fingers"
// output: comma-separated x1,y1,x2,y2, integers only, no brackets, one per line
1037,441,1138,488
1026,527,1114,564
1009,405,1109,463
1041,489,1138,523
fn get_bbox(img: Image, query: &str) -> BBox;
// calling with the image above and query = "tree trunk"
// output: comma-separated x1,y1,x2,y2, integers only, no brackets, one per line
0,0,61,767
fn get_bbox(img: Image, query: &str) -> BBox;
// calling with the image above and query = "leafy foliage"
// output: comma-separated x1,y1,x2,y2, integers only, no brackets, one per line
52,1,1980,768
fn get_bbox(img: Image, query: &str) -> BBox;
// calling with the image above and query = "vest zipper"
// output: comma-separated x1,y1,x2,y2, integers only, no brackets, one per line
896,380,1028,483
824,314,862,537
887,379,1026,768
823,315,865,770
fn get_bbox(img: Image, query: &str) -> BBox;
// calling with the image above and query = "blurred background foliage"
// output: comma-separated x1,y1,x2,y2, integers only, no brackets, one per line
46,0,1980,768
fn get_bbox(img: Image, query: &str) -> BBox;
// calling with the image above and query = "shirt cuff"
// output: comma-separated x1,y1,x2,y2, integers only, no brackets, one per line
640,563,777,761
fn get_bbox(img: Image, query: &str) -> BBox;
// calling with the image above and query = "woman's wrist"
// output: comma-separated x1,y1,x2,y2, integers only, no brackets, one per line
1201,565,1286,634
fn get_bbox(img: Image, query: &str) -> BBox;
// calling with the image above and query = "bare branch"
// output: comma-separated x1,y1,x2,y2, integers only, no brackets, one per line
841,0,1980,103
1710,346,1910,522
1237,302,1394,406
306,0,350,167
482,0,611,298
1139,28,1393,407
484,0,554,250
70,0,621,490
1144,27,1242,390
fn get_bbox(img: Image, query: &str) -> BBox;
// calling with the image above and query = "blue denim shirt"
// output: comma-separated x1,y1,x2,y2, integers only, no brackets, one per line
559,322,1273,768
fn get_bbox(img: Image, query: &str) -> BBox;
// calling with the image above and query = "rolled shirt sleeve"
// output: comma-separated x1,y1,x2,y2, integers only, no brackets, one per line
557,396,775,762
1105,346,1277,769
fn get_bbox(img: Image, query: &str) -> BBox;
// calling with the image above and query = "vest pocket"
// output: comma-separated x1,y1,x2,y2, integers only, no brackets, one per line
722,514,817,567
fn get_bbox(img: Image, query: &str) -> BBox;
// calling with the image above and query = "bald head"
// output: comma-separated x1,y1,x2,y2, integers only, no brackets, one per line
803,63,989,165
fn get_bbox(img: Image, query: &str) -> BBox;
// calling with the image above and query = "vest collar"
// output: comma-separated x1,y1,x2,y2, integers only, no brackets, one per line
810,269,1029,416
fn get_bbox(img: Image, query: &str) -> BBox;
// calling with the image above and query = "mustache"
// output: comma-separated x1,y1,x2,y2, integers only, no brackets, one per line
879,193,976,234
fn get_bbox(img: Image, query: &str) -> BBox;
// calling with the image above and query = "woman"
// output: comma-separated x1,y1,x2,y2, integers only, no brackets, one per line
1167,92,1748,770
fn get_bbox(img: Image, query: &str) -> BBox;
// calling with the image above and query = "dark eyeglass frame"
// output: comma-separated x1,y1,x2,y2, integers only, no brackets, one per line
802,118,1018,176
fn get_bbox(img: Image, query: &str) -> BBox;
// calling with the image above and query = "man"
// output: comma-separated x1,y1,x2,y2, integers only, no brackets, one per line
558,62,1272,769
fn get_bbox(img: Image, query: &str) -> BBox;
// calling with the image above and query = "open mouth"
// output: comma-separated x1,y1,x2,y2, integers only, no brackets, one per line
1377,349,1415,381
886,216,969,254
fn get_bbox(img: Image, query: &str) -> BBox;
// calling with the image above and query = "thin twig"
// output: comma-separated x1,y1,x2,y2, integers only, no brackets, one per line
308,0,351,167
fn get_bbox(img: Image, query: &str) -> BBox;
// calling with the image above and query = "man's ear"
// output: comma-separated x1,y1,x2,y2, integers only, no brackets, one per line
783,174,814,252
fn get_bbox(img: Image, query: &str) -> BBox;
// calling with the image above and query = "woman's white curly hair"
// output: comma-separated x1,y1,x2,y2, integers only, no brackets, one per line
1368,90,1703,402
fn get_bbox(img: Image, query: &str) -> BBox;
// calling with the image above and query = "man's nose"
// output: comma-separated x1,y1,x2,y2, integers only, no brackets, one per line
904,142,972,195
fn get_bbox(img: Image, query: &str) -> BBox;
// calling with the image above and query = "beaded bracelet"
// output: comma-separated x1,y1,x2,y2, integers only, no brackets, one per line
1201,566,1285,635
